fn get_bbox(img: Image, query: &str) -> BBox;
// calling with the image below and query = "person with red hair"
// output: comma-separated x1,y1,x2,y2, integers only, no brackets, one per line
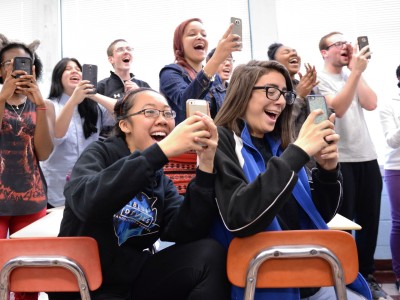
159,18,241,125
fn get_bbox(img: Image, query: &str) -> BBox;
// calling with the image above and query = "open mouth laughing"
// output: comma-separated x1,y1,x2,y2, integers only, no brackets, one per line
264,109,280,121
150,131,167,142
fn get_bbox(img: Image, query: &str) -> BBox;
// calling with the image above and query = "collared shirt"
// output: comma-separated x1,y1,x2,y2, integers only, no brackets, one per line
205,74,228,119
40,93,115,207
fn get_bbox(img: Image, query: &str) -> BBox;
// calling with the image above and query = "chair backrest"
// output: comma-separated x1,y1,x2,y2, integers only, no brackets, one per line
227,230,359,300
0,237,102,299
163,151,197,195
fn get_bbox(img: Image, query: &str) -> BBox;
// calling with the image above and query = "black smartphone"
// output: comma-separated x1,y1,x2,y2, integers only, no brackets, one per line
13,57,32,78
357,36,371,59
306,95,329,124
82,64,98,94
230,17,242,43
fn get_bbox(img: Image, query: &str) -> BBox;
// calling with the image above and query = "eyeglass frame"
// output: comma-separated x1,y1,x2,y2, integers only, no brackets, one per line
0,60,12,69
0,56,35,69
223,58,235,64
114,46,134,53
119,108,176,120
325,41,349,50
252,85,296,105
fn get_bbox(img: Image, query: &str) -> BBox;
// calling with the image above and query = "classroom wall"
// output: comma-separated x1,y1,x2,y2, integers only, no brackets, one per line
1,0,393,259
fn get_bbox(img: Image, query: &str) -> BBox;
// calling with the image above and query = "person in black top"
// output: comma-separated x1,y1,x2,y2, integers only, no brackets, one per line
97,39,151,139
48,88,229,300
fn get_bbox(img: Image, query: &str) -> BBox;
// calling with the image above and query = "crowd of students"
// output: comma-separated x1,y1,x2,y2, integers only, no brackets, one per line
0,16,396,300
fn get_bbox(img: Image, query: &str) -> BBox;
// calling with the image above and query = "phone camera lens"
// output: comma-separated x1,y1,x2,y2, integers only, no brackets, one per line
235,20,240,25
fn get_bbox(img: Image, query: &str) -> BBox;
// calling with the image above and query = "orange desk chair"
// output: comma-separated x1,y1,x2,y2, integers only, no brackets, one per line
227,230,359,300
0,237,102,300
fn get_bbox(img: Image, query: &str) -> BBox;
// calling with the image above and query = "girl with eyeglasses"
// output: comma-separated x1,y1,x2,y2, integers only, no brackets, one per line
210,60,370,299
49,88,229,300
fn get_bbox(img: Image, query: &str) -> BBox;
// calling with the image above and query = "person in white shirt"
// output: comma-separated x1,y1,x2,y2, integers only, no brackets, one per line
317,31,385,300
41,57,114,208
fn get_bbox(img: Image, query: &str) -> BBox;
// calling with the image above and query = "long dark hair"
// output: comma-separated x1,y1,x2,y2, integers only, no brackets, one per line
49,57,99,139
215,60,294,149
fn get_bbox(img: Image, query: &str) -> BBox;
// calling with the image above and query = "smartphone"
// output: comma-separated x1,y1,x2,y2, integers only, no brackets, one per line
82,64,98,94
186,99,209,118
306,95,329,124
357,36,371,59
13,57,32,78
230,17,242,41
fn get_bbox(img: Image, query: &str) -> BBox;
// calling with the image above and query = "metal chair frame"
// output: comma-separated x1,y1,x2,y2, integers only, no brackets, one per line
0,237,102,300
227,230,359,300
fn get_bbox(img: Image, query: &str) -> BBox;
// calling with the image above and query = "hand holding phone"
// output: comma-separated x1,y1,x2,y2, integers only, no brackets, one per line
13,57,32,78
306,95,329,124
357,36,371,59
82,64,98,94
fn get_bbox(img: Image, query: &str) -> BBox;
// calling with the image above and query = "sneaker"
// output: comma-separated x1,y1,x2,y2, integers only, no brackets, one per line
366,274,387,300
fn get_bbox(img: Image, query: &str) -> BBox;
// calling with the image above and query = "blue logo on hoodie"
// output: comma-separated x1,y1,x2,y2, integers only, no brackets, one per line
113,192,159,245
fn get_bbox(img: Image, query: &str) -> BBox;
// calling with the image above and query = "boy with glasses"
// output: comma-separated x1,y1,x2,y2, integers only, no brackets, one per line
205,48,235,118
97,39,150,139
317,31,385,300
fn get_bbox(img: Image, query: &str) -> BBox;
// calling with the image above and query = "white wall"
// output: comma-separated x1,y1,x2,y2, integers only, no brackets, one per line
248,0,396,260
0,0,394,259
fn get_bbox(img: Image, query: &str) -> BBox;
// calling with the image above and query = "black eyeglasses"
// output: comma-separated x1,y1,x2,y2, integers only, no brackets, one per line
325,41,349,50
252,85,296,105
121,108,176,120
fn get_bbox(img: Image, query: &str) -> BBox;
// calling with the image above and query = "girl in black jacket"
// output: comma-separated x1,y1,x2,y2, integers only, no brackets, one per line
49,88,229,300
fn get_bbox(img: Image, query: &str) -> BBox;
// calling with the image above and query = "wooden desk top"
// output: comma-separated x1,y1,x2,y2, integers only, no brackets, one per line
327,213,362,230
10,208,64,238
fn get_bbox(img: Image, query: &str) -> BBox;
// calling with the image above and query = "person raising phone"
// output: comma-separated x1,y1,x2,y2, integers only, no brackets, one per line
40,58,115,208
48,88,229,300
317,31,384,300
159,17,241,125
0,34,54,300
210,60,371,299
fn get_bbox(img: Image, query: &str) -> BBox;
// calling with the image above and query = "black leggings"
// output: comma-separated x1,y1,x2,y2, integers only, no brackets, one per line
131,238,230,300
339,160,382,276
49,238,230,300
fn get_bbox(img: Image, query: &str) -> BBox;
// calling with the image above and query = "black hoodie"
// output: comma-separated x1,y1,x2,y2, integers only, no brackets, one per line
57,136,217,296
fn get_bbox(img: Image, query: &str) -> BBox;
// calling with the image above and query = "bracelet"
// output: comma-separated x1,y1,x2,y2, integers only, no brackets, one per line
202,69,214,81
36,106,47,111
296,95,305,101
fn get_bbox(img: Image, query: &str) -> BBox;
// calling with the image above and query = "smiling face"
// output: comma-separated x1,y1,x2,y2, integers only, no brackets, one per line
108,40,133,72
61,60,82,96
274,46,301,77
217,56,234,82
119,91,175,152
244,70,287,137
322,33,351,68
182,21,208,68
